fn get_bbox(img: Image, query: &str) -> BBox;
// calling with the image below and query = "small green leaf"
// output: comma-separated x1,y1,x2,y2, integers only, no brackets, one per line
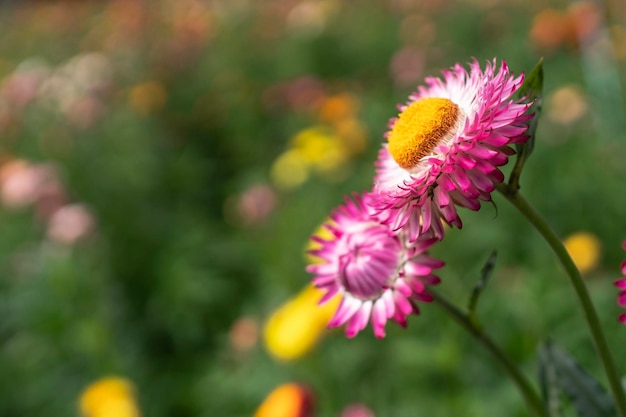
508,58,544,192
538,341,564,417
467,251,497,322
540,341,616,417
517,58,545,100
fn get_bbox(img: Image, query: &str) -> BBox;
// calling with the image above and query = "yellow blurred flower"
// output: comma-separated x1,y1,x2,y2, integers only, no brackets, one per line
271,94,367,190
79,377,141,417
128,81,167,116
291,127,346,167
546,85,587,125
271,126,354,189
305,221,335,265
563,231,602,275
254,383,313,417
312,146,348,176
611,25,626,60
264,285,340,361
270,149,310,190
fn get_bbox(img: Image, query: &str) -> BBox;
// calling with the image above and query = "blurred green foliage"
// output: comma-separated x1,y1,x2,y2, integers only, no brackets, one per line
0,0,625,416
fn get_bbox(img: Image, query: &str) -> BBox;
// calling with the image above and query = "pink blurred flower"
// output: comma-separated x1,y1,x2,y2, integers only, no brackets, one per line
65,96,104,129
615,241,626,324
339,404,376,417
262,76,327,115
284,76,327,111
33,176,67,221
102,0,147,51
0,160,55,209
390,47,426,89
2,63,49,110
229,316,259,353
237,184,276,226
307,193,442,338
370,59,532,242
46,204,95,245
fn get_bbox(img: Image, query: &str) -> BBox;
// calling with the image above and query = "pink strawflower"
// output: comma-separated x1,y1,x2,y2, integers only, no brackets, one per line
306,193,443,338
615,241,626,324
371,59,533,241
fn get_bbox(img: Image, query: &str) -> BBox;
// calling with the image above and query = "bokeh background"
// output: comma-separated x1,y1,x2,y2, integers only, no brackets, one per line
0,0,625,416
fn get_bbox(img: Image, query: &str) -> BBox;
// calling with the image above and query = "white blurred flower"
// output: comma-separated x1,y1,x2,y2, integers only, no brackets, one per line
39,52,112,119
287,0,337,38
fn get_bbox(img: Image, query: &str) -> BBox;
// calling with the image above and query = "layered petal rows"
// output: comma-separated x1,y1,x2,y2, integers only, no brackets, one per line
306,59,534,338
307,194,442,338
371,59,533,241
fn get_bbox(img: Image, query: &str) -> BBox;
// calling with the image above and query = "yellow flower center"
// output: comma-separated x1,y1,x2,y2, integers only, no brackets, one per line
387,97,461,169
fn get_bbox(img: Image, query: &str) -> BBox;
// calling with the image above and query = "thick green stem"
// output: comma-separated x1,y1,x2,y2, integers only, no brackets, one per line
496,184,626,417
431,290,547,417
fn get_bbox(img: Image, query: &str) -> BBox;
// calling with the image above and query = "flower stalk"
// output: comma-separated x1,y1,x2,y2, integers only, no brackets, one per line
431,290,547,417
496,183,626,417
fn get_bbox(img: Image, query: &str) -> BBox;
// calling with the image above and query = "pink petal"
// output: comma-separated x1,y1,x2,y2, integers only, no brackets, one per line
372,299,388,338
329,298,361,327
618,292,626,307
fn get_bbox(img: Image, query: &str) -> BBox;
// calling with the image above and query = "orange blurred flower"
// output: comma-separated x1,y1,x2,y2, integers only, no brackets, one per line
530,9,570,51
318,93,359,124
530,2,603,52
128,82,167,116
254,384,313,417
568,1,602,42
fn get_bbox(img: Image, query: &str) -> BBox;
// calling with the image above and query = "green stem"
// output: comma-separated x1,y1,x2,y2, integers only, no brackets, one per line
496,184,626,417
431,290,547,417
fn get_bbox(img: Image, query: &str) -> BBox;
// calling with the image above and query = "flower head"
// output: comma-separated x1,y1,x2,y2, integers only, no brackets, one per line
371,59,533,241
307,193,443,338
615,241,626,324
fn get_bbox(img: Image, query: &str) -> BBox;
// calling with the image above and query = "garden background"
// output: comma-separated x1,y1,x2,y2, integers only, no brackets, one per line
0,0,625,416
